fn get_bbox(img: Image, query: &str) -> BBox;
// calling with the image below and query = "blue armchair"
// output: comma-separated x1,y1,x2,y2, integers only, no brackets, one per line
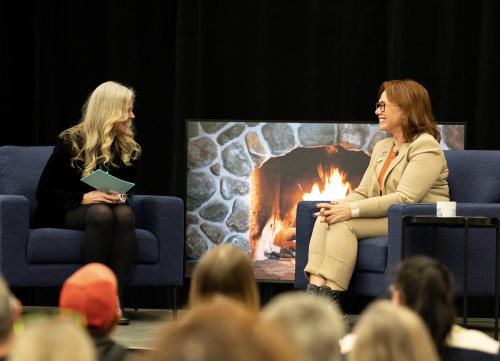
0,146,184,314
295,151,500,298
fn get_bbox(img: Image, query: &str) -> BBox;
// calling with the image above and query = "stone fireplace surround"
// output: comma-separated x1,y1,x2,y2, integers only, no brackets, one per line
185,121,463,276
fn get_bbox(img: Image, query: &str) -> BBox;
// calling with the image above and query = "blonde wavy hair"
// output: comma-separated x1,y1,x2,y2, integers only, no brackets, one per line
350,300,439,361
60,81,141,178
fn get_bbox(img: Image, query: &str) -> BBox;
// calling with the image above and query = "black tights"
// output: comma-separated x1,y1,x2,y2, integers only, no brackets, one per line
81,204,138,296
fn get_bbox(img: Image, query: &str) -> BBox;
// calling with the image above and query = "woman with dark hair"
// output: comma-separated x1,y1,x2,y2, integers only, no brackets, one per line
34,81,141,325
304,79,450,318
393,256,500,360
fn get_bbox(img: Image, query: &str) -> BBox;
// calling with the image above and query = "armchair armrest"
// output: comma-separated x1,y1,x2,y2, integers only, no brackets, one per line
132,195,184,286
0,195,29,286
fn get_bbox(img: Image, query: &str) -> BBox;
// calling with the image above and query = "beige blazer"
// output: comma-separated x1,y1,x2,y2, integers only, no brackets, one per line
343,133,450,218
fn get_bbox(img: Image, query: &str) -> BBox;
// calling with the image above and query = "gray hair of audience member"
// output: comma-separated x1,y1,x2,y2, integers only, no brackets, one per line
262,292,345,361
350,300,439,361
10,319,97,361
0,274,15,342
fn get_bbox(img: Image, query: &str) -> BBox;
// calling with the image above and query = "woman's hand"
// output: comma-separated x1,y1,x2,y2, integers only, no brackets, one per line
109,190,128,203
313,201,352,230
81,190,127,205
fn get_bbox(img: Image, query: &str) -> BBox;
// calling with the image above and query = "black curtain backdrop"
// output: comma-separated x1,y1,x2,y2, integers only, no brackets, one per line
1,0,500,310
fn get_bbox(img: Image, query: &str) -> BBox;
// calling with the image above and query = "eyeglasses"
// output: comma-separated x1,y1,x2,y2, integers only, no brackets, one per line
375,101,396,112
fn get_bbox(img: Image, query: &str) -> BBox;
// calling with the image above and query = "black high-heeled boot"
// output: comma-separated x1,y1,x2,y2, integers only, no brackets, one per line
306,283,320,296
318,286,348,329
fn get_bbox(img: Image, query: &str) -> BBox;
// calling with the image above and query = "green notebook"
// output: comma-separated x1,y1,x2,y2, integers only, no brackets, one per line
81,169,135,194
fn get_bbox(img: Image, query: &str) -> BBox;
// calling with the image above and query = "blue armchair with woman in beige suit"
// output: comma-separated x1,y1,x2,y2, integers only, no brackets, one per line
304,79,450,319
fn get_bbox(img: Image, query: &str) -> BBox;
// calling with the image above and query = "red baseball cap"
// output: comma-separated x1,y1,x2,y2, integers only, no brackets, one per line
59,263,118,331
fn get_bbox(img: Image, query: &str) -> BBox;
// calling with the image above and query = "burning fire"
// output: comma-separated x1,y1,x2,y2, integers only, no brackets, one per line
302,164,351,201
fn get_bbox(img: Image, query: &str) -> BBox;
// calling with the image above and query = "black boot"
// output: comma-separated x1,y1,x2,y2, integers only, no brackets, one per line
306,283,320,296
318,286,348,329
117,296,129,325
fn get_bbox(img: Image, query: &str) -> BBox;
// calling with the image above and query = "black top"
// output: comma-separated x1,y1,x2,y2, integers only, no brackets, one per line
94,337,128,361
34,138,137,229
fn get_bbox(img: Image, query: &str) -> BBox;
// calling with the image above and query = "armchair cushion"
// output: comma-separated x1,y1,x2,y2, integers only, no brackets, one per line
356,237,388,273
27,229,159,263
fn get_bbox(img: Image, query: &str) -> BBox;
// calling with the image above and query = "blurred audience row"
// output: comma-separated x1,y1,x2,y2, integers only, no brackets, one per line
0,244,499,361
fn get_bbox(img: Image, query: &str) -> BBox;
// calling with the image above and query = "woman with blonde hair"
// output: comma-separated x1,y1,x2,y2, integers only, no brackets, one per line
189,244,260,314
347,300,439,361
34,81,141,324
10,319,97,361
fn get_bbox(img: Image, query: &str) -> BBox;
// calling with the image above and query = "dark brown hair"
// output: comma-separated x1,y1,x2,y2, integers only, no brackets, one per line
379,80,441,143
395,256,455,351
189,244,260,314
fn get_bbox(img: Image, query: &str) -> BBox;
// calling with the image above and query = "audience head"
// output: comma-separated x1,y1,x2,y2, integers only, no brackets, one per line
189,244,259,313
0,274,20,339
145,296,294,361
378,79,440,142
350,300,439,361
59,263,120,338
393,256,455,350
263,292,345,361
10,319,96,361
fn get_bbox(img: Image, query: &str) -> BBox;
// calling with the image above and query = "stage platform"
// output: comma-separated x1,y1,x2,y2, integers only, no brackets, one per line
22,306,498,350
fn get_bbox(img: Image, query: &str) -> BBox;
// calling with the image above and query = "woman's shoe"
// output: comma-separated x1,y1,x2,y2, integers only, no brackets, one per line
120,310,130,325
117,296,130,325
319,286,348,329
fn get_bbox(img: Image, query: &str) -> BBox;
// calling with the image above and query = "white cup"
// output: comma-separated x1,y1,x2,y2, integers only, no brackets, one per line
436,201,456,217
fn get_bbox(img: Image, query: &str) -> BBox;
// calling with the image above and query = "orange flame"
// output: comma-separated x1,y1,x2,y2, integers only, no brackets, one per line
302,164,351,201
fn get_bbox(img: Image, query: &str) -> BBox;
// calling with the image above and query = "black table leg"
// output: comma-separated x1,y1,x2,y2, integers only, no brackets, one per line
463,218,469,328
401,217,406,261
495,220,499,340
433,226,437,258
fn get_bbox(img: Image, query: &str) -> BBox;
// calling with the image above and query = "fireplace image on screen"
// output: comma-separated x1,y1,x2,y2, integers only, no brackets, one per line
185,121,465,280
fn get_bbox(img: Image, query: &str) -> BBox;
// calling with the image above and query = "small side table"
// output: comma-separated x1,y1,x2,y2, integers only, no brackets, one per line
401,216,500,340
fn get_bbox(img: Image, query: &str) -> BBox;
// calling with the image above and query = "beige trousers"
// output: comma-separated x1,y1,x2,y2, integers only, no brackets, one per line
304,216,388,290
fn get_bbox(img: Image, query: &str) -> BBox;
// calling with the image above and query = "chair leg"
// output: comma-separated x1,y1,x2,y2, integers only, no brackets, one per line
172,286,178,321
134,287,138,312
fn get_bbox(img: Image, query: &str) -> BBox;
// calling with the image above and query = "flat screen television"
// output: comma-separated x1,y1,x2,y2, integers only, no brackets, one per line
185,120,466,281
